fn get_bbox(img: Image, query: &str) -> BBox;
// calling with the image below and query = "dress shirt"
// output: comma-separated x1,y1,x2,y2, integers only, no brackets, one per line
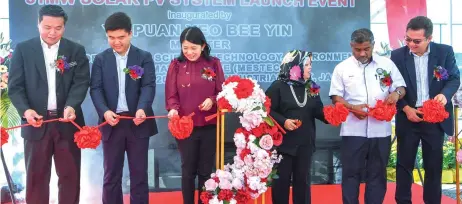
165,56,225,126
40,38,59,111
114,47,130,113
411,45,430,107
329,54,406,138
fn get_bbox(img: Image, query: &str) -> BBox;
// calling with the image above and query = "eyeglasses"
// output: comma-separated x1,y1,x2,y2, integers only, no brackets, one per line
404,36,426,44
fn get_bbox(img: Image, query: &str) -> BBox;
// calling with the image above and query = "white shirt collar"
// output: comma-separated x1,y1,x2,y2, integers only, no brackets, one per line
409,43,431,56
351,54,377,67
40,37,60,49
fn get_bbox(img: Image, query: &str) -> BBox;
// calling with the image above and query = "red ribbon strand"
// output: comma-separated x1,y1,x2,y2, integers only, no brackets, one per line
0,115,176,149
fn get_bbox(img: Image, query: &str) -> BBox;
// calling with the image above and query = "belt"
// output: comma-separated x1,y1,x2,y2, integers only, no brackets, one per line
117,111,132,116
47,110,58,118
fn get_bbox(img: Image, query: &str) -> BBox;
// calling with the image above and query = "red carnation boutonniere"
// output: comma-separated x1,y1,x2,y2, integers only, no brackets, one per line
123,65,144,80
305,81,320,97
52,55,77,74
381,75,392,86
376,68,392,91
201,67,216,81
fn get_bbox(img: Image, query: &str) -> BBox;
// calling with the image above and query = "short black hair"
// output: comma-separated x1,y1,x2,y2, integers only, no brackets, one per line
351,28,375,44
406,16,433,38
39,5,68,25
104,12,132,33
177,26,212,62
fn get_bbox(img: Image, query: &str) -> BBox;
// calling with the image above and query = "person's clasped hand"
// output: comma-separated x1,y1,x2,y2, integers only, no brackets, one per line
104,110,120,126
24,109,43,127
284,119,299,131
60,106,76,122
199,98,213,111
133,109,146,126
350,104,368,120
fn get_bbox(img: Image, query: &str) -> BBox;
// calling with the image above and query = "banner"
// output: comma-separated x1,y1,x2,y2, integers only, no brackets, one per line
386,0,427,49
8,0,369,202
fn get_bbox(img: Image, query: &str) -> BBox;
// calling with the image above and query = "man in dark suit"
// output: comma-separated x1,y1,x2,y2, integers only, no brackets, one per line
8,5,90,204
90,12,157,204
391,16,460,204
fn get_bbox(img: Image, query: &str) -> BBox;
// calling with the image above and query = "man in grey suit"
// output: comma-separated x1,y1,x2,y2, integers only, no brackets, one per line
8,5,90,204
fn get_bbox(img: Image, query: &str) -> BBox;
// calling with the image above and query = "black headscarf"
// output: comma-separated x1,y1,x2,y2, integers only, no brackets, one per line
277,49,312,86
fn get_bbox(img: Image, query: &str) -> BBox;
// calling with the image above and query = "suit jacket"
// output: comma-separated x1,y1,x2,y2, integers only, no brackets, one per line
90,45,158,141
8,37,90,140
391,42,460,135
265,80,327,156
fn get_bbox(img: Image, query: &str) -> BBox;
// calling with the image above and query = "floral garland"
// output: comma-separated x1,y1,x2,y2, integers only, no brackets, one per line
201,75,283,204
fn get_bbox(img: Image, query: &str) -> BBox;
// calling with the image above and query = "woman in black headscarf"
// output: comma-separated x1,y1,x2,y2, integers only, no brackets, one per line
266,49,327,204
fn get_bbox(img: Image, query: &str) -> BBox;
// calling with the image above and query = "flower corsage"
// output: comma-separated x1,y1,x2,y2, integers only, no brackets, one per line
123,65,144,80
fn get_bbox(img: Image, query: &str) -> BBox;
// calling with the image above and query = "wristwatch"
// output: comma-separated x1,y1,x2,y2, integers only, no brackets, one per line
394,89,402,96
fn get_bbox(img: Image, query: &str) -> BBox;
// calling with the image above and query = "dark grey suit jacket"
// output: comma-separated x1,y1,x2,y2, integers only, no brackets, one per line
8,37,90,140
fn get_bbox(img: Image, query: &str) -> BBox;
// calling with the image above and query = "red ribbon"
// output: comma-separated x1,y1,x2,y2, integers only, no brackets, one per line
3,118,60,131
205,113,220,122
268,115,287,135
0,115,171,149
